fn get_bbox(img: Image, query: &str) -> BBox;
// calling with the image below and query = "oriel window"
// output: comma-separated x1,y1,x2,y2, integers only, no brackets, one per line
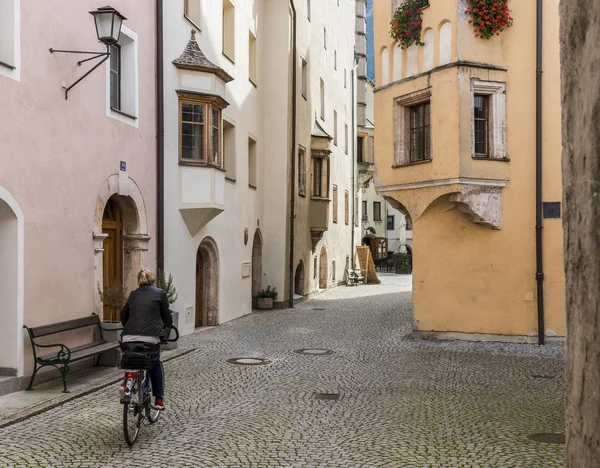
181,103,205,161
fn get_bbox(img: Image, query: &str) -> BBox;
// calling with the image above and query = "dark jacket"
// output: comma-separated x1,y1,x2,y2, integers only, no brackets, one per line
121,285,173,337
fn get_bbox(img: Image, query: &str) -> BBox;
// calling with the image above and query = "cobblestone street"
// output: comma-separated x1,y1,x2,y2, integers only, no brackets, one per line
0,275,565,467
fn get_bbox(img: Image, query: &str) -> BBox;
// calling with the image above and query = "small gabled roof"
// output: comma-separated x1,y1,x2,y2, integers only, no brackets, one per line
312,120,332,140
173,30,233,83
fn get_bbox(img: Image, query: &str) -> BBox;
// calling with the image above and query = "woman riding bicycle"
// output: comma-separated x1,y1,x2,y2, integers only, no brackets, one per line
120,268,172,410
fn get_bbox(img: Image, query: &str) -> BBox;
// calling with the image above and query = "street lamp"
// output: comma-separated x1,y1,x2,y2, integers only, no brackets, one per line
49,5,127,100
90,6,126,45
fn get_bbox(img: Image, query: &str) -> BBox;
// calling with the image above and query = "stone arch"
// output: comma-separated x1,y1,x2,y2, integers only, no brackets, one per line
251,229,263,304
439,21,452,66
423,28,435,72
380,46,390,85
93,174,150,318
295,260,305,296
0,185,24,376
319,246,328,289
196,236,219,327
392,43,403,81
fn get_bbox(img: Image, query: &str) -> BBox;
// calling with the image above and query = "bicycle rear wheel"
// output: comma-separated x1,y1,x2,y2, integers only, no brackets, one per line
147,361,164,424
123,374,143,446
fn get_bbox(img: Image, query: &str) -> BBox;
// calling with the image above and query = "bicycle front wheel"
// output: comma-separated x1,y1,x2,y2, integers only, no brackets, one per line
147,361,164,424
123,375,142,446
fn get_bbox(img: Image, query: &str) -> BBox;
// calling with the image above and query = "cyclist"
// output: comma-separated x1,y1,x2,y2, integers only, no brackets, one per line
120,268,173,410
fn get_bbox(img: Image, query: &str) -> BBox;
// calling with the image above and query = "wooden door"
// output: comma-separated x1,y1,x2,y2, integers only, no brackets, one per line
195,248,205,328
102,198,123,322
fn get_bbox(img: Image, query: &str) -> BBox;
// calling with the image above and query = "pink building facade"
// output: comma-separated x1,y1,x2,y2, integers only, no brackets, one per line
0,1,157,387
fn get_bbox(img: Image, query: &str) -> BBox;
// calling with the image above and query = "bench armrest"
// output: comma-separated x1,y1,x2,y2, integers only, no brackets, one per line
31,342,71,362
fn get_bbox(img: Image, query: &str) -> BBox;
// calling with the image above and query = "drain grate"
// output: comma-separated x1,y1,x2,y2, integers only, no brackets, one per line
313,393,341,401
527,433,565,445
294,349,334,355
226,358,272,366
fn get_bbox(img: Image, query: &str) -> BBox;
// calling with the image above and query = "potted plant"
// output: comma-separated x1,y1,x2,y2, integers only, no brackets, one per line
465,0,513,39
256,286,278,310
390,0,426,49
157,269,179,349
394,252,412,274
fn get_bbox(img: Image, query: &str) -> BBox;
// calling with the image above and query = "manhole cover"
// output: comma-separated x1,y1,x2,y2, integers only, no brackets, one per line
294,349,334,355
527,433,565,445
226,358,271,366
312,393,341,401
531,374,555,379
311,308,325,311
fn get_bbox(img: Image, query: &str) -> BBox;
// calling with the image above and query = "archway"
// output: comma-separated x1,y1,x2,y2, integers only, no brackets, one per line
319,246,328,289
251,229,262,307
295,261,305,296
93,174,149,320
196,237,219,327
0,191,23,376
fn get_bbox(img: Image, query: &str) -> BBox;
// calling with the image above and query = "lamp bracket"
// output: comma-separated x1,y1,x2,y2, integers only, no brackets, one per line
49,45,110,100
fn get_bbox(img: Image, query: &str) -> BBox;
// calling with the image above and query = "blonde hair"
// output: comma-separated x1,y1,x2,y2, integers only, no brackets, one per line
137,268,156,286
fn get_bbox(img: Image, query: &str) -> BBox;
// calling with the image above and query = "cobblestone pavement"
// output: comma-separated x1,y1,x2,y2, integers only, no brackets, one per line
0,274,565,467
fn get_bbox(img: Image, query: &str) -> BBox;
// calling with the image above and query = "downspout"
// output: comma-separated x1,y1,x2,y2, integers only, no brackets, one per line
535,0,544,345
288,0,297,308
351,66,356,270
156,0,165,271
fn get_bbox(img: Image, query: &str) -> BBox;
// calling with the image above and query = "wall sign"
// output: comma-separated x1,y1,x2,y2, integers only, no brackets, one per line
120,161,126,172
543,202,561,219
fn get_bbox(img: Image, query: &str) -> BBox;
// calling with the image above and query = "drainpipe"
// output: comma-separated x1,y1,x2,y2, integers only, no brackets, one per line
535,0,544,345
351,58,359,270
156,0,165,271
288,0,297,308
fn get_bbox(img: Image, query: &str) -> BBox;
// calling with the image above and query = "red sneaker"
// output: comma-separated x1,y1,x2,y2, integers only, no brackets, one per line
154,397,165,410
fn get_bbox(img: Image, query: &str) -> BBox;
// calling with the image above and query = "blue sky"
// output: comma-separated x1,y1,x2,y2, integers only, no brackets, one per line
366,0,374,81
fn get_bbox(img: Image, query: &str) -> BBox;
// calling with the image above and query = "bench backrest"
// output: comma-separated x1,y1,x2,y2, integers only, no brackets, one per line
28,315,101,338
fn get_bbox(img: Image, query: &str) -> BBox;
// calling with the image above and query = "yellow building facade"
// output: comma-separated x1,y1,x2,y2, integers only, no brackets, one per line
373,0,564,340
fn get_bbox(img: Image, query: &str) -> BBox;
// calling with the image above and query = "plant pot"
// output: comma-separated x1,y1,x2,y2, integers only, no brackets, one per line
257,297,274,310
164,311,179,350
96,321,123,367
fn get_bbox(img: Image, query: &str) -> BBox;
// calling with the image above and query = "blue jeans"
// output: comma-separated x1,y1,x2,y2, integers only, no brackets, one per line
148,344,164,397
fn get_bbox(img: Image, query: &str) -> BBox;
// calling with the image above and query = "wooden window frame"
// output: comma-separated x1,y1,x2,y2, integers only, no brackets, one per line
409,101,431,163
298,147,306,197
177,91,228,168
393,88,432,167
311,151,330,199
473,94,489,157
387,215,395,230
332,185,338,223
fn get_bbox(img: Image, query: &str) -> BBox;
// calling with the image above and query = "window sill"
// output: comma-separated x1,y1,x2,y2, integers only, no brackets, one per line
311,196,331,202
249,78,257,88
472,155,511,162
302,93,307,100
110,107,137,120
225,176,237,183
299,193,307,198
249,184,258,190
222,52,235,65
333,220,338,224
0,60,15,70
392,159,432,168
184,14,202,32
179,160,224,170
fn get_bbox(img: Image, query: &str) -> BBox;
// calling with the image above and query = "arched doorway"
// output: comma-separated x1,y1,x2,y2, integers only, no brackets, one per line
319,246,328,289
102,197,123,321
251,230,262,307
295,261,305,296
0,194,22,376
196,238,219,327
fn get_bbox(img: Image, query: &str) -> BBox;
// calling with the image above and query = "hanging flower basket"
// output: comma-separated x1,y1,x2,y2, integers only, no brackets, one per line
390,0,426,49
465,0,513,39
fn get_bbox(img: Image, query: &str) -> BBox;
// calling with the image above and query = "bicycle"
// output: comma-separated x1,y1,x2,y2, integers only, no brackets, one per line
119,326,179,446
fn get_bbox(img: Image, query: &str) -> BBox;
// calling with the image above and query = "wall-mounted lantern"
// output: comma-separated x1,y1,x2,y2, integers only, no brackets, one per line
49,6,127,100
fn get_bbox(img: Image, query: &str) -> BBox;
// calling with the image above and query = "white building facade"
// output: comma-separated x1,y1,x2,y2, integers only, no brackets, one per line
163,0,358,335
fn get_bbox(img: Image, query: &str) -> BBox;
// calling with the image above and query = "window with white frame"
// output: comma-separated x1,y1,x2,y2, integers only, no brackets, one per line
320,78,325,120
223,119,236,180
301,58,308,98
333,110,338,146
307,0,311,21
323,27,327,49
222,0,235,62
249,30,257,85
107,26,138,124
471,80,507,159
344,124,349,154
184,0,201,29
248,136,257,188
0,0,18,73
333,185,338,223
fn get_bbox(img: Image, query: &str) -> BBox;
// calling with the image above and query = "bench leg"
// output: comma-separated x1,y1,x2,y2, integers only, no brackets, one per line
25,364,40,391
60,364,70,393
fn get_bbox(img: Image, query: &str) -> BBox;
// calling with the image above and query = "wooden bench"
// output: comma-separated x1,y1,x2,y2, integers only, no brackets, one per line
23,314,121,393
